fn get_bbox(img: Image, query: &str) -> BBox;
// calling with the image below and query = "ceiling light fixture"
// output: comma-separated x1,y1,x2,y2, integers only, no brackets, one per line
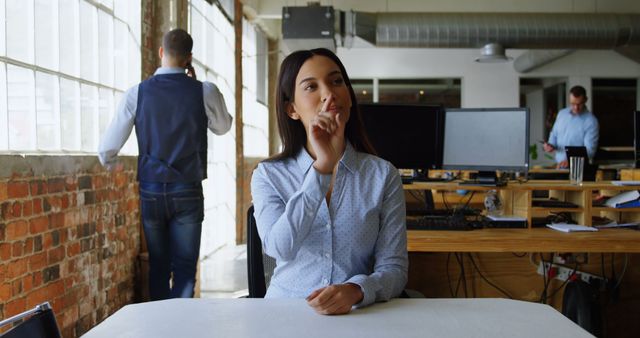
475,43,512,63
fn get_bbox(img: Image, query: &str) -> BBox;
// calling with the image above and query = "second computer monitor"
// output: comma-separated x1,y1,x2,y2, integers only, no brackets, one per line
442,107,529,173
360,103,444,172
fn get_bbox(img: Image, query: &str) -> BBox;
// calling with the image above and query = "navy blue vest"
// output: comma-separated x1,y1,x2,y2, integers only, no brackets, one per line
135,73,207,182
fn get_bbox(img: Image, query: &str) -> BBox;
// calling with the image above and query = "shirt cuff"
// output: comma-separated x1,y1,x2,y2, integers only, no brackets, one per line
345,274,375,308
301,167,332,204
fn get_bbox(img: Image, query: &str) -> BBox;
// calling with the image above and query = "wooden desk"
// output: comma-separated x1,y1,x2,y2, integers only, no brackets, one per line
405,180,640,253
82,298,591,338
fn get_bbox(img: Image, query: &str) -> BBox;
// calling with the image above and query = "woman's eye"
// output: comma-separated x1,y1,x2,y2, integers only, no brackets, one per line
333,78,344,85
304,84,316,91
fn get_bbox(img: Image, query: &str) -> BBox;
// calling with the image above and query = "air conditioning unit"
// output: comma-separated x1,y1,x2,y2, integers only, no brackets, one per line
282,5,336,53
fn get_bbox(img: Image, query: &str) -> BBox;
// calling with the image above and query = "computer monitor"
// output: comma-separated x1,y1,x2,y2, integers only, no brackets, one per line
359,103,444,180
442,107,529,184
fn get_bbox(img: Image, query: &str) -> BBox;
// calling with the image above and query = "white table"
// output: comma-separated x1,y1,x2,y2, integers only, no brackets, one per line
82,298,592,338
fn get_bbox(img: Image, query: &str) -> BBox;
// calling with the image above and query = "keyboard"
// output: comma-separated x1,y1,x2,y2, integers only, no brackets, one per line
406,215,475,231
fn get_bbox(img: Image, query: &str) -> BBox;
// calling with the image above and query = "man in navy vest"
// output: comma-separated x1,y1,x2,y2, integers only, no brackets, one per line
98,29,233,300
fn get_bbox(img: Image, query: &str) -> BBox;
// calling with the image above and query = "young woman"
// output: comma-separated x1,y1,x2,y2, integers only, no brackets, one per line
250,48,407,315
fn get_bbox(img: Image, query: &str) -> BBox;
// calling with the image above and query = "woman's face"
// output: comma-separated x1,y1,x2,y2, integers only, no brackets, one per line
287,55,352,130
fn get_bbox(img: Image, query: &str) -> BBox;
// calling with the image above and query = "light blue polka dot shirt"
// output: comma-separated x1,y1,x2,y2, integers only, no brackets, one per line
250,142,408,307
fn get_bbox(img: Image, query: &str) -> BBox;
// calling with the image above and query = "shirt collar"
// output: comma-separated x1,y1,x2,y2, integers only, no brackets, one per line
294,142,358,174
154,67,186,75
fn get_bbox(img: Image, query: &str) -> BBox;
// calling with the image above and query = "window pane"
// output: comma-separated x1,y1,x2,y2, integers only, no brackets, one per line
35,0,58,70
81,84,98,151
0,1,6,56
98,88,113,137
128,34,140,86
98,10,114,86
7,0,34,63
59,0,79,76
0,63,7,150
7,65,35,150
36,72,60,150
60,78,79,150
191,8,205,62
80,1,98,82
114,0,128,20
114,20,128,90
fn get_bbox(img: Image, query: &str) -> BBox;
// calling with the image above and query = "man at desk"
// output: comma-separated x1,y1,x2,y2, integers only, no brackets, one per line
543,85,599,169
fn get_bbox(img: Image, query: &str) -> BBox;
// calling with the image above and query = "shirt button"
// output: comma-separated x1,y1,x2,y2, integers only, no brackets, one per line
324,252,330,258
322,278,328,284
326,223,331,229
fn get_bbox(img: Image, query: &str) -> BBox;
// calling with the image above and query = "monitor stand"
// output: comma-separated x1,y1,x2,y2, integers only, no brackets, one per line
460,171,505,187
408,169,446,182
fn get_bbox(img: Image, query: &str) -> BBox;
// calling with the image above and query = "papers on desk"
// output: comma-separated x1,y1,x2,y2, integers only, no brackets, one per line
546,223,598,233
604,190,640,208
594,222,640,229
611,181,640,186
486,215,527,221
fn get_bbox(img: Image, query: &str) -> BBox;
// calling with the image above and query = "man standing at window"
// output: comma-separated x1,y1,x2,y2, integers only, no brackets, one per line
98,29,233,300
543,85,599,169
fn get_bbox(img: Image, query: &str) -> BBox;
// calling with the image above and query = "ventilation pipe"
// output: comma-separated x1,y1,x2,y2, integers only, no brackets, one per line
342,12,640,71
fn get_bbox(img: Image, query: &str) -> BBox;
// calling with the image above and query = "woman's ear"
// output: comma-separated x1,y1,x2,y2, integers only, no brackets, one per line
286,103,300,120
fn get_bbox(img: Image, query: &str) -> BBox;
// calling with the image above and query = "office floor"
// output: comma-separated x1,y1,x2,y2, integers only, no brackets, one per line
199,244,249,298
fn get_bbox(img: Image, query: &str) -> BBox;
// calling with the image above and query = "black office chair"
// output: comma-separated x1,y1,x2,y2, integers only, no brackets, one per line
0,302,61,338
247,205,276,298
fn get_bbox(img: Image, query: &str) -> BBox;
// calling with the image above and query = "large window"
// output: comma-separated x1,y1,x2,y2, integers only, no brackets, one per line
0,0,141,153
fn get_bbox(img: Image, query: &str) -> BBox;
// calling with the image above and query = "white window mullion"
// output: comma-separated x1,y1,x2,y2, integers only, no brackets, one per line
53,76,61,149
0,63,7,150
28,69,37,150
52,0,60,71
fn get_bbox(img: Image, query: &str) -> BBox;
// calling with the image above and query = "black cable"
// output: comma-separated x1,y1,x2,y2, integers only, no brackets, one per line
408,190,426,204
511,252,527,258
539,253,550,303
455,253,468,298
446,253,455,297
467,253,514,299
546,262,579,301
461,191,476,211
441,191,450,212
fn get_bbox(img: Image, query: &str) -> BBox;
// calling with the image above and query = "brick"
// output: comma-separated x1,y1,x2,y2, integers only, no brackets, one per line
81,238,93,253
67,242,81,257
22,200,33,216
61,194,69,209
78,176,92,190
25,280,65,308
65,176,78,191
4,297,26,318
43,198,51,212
23,237,33,255
0,243,11,260
7,181,29,198
29,252,47,271
11,278,22,295
11,202,21,218
12,241,23,257
30,216,49,234
22,274,33,293
76,313,93,336
33,198,43,214
0,283,10,301
6,220,28,240
48,246,65,264
84,191,96,205
49,213,65,229
43,265,60,283
0,181,7,200
30,180,47,196
47,178,65,193
33,235,43,252
0,223,5,241
8,258,28,277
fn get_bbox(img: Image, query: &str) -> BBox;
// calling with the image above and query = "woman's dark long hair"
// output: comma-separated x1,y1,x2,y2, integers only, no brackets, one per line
267,48,376,162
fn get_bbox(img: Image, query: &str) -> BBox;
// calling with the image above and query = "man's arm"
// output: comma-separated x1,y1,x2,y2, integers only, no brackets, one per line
203,81,233,135
98,85,138,167
584,116,599,160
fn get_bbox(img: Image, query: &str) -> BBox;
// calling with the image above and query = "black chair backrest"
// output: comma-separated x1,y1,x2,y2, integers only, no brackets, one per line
247,205,276,298
0,303,61,338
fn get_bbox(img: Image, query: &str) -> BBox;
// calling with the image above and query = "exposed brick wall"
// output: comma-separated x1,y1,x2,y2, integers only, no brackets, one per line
0,156,140,337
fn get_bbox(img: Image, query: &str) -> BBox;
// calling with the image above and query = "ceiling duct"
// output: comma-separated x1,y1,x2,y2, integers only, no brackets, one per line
342,12,640,70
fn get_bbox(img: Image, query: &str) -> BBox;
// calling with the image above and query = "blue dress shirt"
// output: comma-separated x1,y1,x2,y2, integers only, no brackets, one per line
250,142,408,307
548,107,599,163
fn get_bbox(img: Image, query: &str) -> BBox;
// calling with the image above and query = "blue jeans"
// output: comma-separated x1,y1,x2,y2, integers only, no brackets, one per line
139,181,204,300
